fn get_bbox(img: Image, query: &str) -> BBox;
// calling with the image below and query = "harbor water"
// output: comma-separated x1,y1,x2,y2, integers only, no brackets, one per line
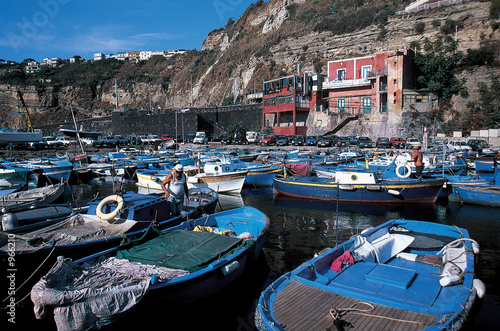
67,178,500,331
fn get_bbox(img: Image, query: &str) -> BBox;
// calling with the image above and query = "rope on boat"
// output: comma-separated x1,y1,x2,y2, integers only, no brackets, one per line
329,302,454,329
436,238,479,256
1,244,57,305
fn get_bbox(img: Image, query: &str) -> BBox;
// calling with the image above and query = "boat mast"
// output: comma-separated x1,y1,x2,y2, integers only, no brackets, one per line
70,104,85,155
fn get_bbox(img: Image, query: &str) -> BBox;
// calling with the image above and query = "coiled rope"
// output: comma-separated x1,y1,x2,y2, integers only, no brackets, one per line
329,301,453,329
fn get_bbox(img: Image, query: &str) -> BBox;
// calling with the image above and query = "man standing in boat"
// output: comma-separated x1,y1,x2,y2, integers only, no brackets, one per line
161,163,189,216
409,145,424,179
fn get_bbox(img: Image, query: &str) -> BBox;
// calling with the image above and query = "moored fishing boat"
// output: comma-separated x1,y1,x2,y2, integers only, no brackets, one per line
256,219,484,330
135,169,171,190
448,162,500,207
0,183,64,214
0,188,218,321
30,206,269,330
273,171,445,203
244,163,282,187
186,158,248,193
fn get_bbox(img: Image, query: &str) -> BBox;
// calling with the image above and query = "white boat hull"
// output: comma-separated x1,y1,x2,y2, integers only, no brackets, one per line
136,172,167,190
187,171,247,193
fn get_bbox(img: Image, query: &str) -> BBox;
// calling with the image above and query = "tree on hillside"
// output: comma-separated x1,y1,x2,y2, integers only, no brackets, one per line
414,36,466,102
463,74,500,132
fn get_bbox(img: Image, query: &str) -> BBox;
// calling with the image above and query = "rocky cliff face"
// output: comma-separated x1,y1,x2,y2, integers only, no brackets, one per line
0,1,498,132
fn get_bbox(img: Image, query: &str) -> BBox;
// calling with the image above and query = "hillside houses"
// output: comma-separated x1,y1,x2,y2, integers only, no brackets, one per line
23,49,186,74
93,49,186,62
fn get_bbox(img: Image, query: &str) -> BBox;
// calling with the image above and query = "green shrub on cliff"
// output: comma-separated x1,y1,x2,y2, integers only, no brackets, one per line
414,36,465,102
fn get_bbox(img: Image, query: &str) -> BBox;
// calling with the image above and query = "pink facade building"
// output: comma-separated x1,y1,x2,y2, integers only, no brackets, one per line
325,48,416,116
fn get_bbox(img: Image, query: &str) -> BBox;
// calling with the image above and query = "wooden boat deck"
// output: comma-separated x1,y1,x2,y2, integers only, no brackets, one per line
273,279,439,330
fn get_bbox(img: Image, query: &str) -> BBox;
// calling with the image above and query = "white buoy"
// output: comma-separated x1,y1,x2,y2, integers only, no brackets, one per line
388,189,400,196
472,241,480,254
222,261,240,276
439,275,461,287
473,279,486,299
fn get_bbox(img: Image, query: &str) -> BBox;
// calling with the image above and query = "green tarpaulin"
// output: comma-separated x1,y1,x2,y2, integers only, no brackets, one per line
117,230,252,272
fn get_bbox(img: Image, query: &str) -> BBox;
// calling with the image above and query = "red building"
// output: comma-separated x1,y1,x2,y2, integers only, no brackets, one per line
262,71,326,136
261,48,431,137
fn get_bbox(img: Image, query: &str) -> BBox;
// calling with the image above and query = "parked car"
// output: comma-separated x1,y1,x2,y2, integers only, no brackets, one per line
136,135,148,144
114,135,128,145
142,135,161,144
93,136,118,147
221,134,232,145
232,135,248,145
184,134,196,143
390,137,406,148
467,139,490,153
260,134,277,146
375,137,391,148
305,135,319,146
276,135,289,146
80,138,96,146
29,140,48,150
358,137,374,148
254,134,265,145
406,138,421,149
429,138,447,148
337,136,350,147
44,136,63,148
126,136,139,145
246,131,258,144
193,131,208,144
289,135,305,146
55,136,75,146
447,140,471,152
348,136,358,146
317,135,334,147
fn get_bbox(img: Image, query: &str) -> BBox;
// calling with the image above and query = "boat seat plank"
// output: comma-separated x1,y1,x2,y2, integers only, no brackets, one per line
273,279,439,331
365,264,417,289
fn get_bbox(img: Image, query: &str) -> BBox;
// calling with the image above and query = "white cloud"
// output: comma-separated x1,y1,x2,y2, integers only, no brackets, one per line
62,29,183,54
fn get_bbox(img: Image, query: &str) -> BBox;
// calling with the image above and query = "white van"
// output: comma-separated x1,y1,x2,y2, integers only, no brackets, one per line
193,131,208,144
246,131,257,144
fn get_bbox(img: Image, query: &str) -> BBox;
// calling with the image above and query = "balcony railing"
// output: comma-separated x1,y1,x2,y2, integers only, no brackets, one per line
323,79,371,89
366,69,387,79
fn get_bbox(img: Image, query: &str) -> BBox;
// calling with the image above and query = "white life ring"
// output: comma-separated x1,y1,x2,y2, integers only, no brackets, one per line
395,164,411,178
96,195,125,220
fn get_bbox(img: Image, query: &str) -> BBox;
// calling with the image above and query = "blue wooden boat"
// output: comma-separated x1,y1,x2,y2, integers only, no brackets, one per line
2,204,75,234
30,206,270,330
244,164,282,186
448,162,500,207
0,188,218,318
256,219,485,330
224,156,282,187
0,183,64,213
474,157,497,177
273,171,445,204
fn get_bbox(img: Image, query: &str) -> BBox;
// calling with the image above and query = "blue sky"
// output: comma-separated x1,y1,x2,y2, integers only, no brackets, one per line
0,0,257,62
